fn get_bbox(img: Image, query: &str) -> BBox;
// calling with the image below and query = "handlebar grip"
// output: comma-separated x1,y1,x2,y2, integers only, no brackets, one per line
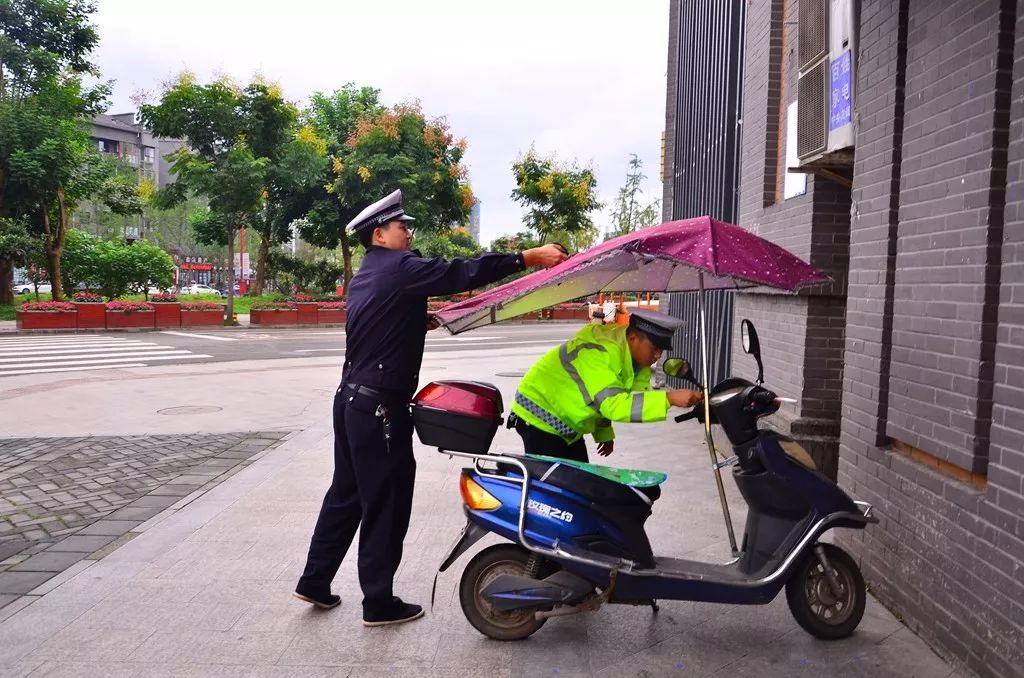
674,409,699,423
751,389,777,405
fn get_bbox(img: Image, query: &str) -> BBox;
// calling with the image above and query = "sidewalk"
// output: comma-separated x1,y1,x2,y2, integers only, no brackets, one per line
0,351,964,677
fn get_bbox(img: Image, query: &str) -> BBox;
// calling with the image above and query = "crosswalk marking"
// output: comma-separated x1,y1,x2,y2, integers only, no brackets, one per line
0,335,210,377
160,331,238,342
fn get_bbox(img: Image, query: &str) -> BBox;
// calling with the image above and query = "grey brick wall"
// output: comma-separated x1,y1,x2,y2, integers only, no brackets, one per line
887,0,1012,473
838,0,1024,676
735,0,851,478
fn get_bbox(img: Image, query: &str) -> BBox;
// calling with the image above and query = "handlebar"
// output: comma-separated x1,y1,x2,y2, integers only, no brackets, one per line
674,409,700,423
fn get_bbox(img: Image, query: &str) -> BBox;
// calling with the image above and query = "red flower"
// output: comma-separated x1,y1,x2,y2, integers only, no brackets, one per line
20,301,76,312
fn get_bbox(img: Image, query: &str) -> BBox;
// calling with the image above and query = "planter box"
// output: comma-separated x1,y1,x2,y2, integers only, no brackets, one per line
181,309,224,327
250,309,298,326
317,308,347,325
296,302,318,325
17,310,77,330
550,307,588,320
75,302,106,329
153,302,181,328
105,310,155,329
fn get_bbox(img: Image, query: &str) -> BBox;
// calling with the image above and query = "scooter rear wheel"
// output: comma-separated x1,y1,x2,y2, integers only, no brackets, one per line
459,544,549,641
785,543,866,640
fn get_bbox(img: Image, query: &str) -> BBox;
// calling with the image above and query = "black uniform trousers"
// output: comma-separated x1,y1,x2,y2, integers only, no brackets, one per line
298,385,415,610
513,417,589,463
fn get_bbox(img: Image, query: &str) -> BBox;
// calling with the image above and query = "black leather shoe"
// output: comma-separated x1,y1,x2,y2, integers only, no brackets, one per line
293,585,341,610
362,597,424,626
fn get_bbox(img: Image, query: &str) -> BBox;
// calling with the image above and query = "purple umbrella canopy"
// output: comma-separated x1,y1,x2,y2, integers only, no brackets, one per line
436,216,830,334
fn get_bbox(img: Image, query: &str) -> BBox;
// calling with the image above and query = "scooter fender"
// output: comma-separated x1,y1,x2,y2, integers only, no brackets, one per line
438,519,488,573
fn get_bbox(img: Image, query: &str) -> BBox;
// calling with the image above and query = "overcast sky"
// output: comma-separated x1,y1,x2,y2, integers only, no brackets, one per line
92,0,669,246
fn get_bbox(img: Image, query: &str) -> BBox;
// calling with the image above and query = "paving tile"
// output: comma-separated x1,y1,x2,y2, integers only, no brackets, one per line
103,507,164,521
0,571,54,594
25,624,154,662
124,495,180,510
74,520,142,536
18,661,142,678
9,552,83,573
127,629,297,664
47,535,116,553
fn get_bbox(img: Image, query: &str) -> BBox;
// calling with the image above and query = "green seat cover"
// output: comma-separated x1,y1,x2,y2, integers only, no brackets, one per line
526,454,668,488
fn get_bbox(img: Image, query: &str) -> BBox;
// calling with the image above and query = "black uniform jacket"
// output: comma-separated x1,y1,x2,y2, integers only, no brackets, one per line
341,246,525,398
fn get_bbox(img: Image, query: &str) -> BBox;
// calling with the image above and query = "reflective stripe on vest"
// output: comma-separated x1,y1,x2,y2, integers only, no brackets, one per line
514,391,578,438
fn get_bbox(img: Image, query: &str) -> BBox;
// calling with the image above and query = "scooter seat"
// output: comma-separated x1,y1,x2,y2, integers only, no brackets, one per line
509,455,662,510
525,454,667,488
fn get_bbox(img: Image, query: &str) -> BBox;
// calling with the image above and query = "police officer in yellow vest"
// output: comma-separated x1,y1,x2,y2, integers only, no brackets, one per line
510,308,703,462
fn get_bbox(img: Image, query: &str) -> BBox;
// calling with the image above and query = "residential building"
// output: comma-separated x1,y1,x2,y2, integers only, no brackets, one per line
91,113,172,187
468,199,481,244
663,1,1023,676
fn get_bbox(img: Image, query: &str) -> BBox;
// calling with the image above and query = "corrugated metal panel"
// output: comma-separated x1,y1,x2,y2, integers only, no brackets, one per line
668,0,745,224
666,290,734,388
663,0,744,384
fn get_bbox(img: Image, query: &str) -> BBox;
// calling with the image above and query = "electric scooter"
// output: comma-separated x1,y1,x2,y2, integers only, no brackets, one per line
413,319,877,641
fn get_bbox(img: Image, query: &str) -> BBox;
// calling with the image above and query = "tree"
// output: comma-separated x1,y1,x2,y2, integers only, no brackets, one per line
0,0,109,300
0,216,34,303
59,225,98,292
607,154,659,239
298,87,474,293
90,238,173,300
489,230,541,254
510,149,602,245
245,89,325,297
415,227,481,260
140,75,270,321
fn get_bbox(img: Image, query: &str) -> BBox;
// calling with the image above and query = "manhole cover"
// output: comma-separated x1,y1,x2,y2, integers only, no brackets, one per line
495,371,526,377
158,405,223,416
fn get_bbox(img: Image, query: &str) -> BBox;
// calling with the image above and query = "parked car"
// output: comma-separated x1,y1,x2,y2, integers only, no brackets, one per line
179,283,219,295
15,282,52,295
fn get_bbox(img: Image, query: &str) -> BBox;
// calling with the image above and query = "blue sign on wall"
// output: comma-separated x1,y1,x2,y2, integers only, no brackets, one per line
830,50,852,131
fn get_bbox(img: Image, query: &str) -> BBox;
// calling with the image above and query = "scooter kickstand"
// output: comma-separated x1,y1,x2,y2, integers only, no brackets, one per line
650,599,660,614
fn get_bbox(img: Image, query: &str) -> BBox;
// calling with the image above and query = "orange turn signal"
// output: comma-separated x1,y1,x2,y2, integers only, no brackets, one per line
460,474,501,511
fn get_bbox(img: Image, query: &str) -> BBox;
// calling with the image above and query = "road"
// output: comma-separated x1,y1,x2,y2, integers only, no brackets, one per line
0,324,579,379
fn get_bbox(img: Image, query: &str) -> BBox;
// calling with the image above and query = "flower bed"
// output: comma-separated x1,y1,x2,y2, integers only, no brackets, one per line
544,303,590,321
105,301,155,329
250,302,298,326
180,302,224,327
296,302,318,325
17,301,77,330
150,294,181,328
316,301,347,325
73,295,106,329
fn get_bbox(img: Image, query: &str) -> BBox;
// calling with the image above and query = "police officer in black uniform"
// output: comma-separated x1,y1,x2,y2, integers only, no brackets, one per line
294,189,567,626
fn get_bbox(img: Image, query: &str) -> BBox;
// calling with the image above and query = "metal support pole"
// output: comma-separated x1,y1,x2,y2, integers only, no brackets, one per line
698,272,738,554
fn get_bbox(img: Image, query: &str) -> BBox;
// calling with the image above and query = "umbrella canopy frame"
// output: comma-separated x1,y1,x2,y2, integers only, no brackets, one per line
434,218,830,555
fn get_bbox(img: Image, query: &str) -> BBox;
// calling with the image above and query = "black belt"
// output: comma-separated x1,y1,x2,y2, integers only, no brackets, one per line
343,383,387,399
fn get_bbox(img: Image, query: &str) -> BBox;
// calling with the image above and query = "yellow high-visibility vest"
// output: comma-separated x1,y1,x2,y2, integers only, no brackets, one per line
511,324,669,443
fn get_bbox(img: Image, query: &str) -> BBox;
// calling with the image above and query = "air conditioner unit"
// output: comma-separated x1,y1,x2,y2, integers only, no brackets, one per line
796,0,858,169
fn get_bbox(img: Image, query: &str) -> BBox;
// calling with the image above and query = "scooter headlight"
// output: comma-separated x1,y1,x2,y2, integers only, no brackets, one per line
460,474,501,511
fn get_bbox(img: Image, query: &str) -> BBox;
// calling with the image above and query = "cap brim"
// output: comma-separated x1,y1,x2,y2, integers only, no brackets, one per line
397,214,415,222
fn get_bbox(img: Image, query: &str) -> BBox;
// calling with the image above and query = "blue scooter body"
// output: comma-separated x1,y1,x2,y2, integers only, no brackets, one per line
451,427,868,606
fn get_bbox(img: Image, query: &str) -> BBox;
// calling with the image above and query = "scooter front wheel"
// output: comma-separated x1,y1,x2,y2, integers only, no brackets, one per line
459,544,548,641
785,543,866,640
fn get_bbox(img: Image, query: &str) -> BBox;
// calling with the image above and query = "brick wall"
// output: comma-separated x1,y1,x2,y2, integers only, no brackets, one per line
735,0,851,478
838,0,1023,675
886,0,1013,473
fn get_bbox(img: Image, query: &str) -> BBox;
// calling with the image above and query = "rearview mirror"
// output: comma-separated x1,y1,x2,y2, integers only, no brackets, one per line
664,357,701,388
740,319,765,384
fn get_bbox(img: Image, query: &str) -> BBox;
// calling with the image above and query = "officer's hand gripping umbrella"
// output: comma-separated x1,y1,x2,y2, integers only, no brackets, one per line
434,216,830,554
